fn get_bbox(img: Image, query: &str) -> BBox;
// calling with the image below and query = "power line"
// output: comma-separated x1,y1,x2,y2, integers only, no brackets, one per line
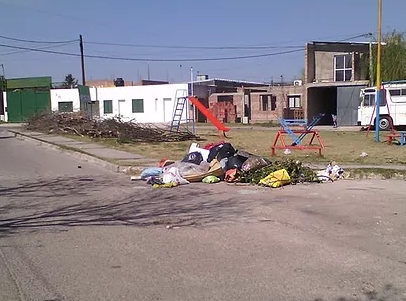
0,34,78,44
0,41,77,56
85,41,304,50
0,43,304,62
85,33,372,50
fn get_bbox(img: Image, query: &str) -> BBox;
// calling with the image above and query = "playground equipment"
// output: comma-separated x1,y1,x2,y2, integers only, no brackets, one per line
271,114,325,156
170,94,230,137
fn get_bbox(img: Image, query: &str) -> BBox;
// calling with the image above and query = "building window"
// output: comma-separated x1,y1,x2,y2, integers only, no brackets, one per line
103,100,113,114
58,101,73,112
334,54,352,82
261,95,269,111
132,99,144,113
287,95,301,108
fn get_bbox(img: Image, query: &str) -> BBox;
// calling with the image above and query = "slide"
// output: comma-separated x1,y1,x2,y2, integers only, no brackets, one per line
188,96,230,132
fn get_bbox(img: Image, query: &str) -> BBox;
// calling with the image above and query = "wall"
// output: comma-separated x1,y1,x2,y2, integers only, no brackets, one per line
261,85,306,122
306,43,370,84
305,43,316,84
250,92,278,122
1,91,6,121
207,85,306,123
51,89,81,111
49,83,188,123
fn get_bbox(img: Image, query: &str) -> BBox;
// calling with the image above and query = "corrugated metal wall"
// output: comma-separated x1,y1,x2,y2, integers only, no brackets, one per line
337,85,366,126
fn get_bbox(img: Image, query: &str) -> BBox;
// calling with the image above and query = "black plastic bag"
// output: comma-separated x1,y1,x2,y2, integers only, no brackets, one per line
181,151,203,165
207,143,236,163
227,156,244,170
241,155,271,172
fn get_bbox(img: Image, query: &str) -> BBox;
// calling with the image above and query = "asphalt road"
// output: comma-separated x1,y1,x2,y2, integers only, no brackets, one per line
0,129,406,301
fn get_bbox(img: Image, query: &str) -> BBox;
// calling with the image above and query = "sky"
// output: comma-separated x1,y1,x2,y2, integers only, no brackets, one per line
0,0,405,84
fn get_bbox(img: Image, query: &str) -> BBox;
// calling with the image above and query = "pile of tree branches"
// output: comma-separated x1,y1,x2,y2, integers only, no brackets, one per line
26,112,199,143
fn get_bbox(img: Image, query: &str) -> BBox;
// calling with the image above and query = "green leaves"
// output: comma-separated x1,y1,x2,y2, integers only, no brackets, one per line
368,31,406,83
238,159,319,185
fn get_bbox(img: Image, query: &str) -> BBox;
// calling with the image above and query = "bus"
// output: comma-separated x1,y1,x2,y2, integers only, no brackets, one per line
358,81,406,130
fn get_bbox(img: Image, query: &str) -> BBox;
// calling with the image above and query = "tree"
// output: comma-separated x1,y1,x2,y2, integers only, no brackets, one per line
365,30,406,84
62,74,78,88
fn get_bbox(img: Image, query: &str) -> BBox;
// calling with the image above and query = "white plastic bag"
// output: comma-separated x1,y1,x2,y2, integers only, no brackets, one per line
189,143,210,162
162,167,190,185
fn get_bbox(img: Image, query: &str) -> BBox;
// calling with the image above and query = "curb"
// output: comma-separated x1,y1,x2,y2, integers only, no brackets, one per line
10,130,124,173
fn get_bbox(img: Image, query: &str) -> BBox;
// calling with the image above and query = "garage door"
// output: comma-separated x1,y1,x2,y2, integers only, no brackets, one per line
7,90,51,122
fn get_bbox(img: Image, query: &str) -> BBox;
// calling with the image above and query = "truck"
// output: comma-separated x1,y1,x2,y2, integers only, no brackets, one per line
358,80,406,130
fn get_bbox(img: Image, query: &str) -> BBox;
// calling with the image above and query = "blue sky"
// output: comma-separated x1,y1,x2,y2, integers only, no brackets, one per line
0,0,405,84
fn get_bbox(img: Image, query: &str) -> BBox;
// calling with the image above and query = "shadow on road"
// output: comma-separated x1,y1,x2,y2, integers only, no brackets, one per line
314,284,406,301
0,176,250,233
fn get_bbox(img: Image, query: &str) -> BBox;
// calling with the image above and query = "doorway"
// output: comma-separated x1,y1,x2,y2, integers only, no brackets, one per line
118,99,125,118
163,98,173,122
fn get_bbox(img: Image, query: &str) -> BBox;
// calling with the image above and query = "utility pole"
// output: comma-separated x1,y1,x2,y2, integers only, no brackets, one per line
369,32,373,86
0,64,4,77
79,35,86,85
375,0,383,142
147,62,150,80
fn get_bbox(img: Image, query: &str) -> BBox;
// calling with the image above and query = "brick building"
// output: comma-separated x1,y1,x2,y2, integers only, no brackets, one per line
192,40,373,126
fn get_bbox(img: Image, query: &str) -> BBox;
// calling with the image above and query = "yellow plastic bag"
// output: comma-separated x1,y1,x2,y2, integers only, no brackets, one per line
259,169,291,188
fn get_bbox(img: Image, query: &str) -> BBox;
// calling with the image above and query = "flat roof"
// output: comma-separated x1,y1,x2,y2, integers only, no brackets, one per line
312,41,387,46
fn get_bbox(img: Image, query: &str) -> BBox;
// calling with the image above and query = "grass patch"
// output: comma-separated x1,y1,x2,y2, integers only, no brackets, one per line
62,129,406,166
346,168,406,180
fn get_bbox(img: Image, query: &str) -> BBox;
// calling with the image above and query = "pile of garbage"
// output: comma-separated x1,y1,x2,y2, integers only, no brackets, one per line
140,142,345,188
26,112,199,143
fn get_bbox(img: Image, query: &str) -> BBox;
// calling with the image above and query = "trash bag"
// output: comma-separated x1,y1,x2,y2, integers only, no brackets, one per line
225,169,238,183
141,167,163,180
259,169,291,188
227,156,244,170
241,155,271,172
181,151,203,165
202,175,220,183
162,167,189,185
207,143,236,163
165,162,209,177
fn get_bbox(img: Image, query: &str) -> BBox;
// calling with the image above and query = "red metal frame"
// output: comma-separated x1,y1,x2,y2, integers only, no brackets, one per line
271,130,325,156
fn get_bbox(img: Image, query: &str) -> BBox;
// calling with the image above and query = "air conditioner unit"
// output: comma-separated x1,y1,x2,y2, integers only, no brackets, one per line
294,80,303,86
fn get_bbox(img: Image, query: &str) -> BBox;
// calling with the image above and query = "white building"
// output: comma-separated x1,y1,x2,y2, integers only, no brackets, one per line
2,83,189,123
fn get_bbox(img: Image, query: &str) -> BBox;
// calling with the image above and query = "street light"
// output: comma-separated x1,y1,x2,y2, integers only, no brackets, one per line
0,64,4,77
375,0,383,142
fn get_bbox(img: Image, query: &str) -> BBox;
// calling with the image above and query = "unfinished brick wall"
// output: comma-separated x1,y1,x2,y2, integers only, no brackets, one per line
250,92,279,122
249,85,306,123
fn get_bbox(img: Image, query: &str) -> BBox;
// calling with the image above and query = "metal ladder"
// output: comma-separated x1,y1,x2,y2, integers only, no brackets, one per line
170,89,190,132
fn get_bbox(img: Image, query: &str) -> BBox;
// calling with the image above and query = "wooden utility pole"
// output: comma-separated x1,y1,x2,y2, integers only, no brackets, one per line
369,33,373,86
79,35,86,85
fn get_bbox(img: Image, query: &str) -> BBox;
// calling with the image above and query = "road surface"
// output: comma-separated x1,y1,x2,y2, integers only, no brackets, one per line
0,129,405,301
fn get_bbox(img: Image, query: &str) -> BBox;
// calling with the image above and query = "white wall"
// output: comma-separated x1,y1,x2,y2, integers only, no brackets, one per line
51,89,81,112
0,84,190,123
1,91,6,122
48,83,189,123
91,83,188,123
